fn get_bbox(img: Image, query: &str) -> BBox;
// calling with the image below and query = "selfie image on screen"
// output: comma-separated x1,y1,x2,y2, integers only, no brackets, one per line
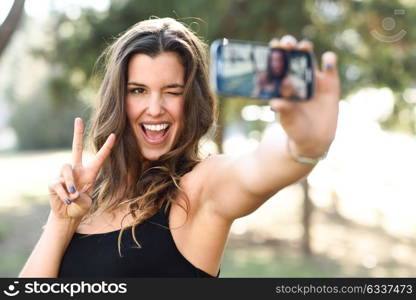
252,48,288,99
215,41,310,100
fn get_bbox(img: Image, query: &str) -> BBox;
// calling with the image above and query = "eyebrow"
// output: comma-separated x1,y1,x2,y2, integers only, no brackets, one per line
127,82,184,89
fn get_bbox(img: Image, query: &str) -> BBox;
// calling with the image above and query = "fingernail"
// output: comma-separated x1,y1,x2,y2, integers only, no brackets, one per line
66,199,72,205
69,185,76,193
325,63,334,70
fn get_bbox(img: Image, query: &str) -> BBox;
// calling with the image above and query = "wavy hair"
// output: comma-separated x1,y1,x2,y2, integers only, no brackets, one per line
266,48,288,81
84,18,216,255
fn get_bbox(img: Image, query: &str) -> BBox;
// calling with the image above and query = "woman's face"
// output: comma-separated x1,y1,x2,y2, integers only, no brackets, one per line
125,51,185,161
270,51,284,75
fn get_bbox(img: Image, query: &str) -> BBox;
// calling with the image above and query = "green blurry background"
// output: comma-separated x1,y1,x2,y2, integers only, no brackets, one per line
1,0,416,277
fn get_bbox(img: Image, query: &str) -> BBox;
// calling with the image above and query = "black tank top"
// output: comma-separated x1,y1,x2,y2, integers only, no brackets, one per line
58,202,220,278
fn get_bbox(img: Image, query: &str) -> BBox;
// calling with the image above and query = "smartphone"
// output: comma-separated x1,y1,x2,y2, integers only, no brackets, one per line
210,38,314,101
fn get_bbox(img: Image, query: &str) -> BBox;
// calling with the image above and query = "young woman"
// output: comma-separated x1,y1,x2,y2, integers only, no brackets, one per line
252,47,289,98
19,17,339,278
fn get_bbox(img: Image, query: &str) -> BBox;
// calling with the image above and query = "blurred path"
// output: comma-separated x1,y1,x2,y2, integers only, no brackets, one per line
0,150,72,207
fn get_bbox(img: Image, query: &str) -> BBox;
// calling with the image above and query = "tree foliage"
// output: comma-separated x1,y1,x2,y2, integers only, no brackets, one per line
14,0,415,150
0,0,26,58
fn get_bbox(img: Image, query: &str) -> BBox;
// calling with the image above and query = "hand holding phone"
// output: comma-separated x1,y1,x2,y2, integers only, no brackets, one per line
211,35,340,161
210,38,314,101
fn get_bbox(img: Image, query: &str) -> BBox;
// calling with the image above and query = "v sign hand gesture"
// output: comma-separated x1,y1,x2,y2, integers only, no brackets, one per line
48,118,116,220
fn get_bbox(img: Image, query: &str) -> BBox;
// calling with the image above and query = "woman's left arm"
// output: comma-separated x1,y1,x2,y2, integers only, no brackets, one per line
202,36,340,221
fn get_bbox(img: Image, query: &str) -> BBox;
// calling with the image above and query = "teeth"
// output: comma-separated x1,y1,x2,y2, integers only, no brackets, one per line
142,123,169,131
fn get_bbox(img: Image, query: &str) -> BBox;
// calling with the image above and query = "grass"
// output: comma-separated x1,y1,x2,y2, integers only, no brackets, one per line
0,252,27,277
1,149,416,278
0,194,347,278
221,245,347,278
1,195,415,278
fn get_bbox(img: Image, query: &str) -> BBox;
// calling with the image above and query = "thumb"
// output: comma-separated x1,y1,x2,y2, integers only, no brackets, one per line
67,193,91,219
321,51,338,75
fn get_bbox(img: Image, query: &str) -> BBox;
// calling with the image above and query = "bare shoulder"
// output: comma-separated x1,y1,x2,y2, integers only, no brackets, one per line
172,154,234,235
191,154,234,174
168,155,233,276
183,154,244,219
180,154,231,197
186,154,235,192
180,154,234,215
186,152,270,221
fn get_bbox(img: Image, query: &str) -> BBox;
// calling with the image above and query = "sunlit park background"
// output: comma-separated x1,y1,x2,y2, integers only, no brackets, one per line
1,0,416,277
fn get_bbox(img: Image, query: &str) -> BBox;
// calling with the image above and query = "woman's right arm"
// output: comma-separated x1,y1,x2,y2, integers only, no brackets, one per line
19,170,93,278
19,211,80,277
18,118,115,278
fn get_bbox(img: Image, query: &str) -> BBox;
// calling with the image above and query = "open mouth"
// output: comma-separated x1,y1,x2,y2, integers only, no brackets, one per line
140,123,170,144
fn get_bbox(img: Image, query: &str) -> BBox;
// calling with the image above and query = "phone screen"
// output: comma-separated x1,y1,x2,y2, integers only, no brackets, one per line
210,39,314,101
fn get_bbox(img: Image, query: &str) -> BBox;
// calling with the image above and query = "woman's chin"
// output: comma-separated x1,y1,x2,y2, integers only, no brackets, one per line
141,149,166,161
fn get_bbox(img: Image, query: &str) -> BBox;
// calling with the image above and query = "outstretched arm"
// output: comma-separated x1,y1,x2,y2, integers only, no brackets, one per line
202,36,340,221
19,211,81,277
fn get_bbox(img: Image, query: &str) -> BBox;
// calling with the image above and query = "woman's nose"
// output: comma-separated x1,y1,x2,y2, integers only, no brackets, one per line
146,94,164,116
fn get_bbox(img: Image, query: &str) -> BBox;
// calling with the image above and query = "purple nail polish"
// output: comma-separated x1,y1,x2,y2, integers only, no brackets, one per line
66,199,72,205
69,185,76,193
325,63,334,70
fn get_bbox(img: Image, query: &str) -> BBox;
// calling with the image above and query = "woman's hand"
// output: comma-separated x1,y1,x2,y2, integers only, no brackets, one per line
269,35,340,158
48,118,116,220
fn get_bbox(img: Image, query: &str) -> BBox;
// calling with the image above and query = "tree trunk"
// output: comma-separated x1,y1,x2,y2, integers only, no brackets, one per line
301,178,313,256
213,97,226,154
0,0,26,58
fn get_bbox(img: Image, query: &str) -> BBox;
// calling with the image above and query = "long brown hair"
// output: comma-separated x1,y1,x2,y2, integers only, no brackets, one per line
86,17,216,255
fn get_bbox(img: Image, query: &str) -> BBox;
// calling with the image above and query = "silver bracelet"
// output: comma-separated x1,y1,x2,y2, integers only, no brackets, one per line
286,138,327,165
